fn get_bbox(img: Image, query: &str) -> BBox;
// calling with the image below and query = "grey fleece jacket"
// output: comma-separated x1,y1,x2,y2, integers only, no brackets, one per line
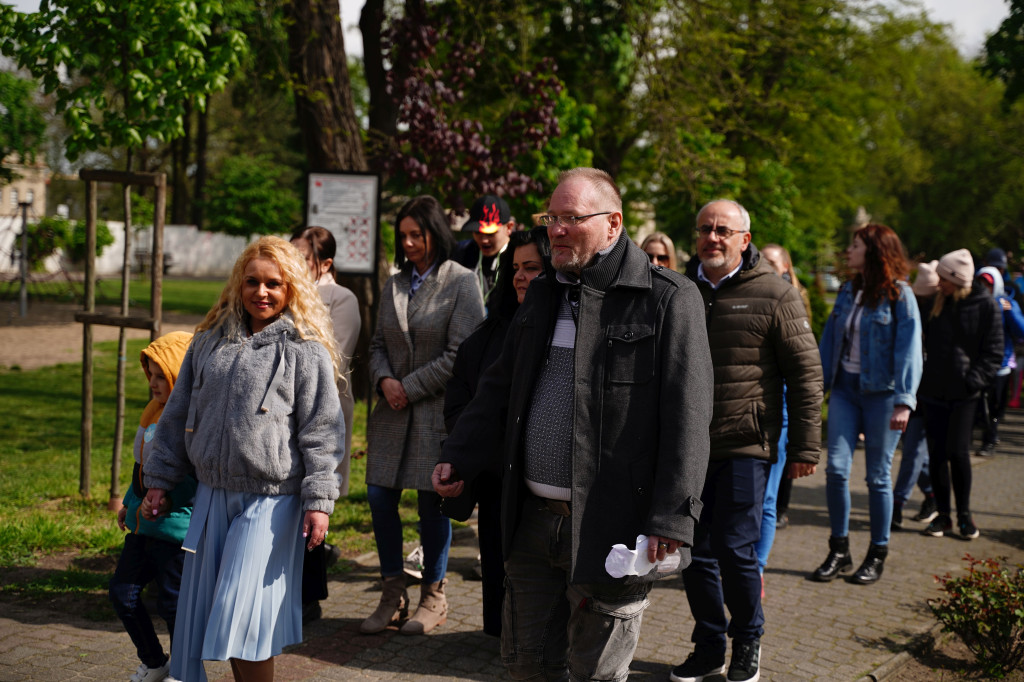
144,315,344,514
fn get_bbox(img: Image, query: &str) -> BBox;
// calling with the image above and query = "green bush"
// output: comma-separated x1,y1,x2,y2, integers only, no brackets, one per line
25,216,70,271
22,216,115,269
64,219,115,264
928,554,1024,678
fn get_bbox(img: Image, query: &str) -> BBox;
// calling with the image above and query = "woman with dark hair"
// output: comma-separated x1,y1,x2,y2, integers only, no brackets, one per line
290,225,361,623
442,228,554,637
918,249,1003,539
361,196,484,635
811,224,922,585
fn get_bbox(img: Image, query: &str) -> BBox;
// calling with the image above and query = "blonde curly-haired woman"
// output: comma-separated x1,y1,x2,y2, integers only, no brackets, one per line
144,236,344,681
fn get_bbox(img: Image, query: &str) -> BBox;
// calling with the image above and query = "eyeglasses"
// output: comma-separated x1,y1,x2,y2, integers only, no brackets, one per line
647,253,671,264
537,212,611,228
694,225,748,239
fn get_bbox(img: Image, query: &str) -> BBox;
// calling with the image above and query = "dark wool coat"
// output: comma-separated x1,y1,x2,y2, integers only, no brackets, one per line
367,259,485,491
684,244,824,464
441,231,714,584
918,283,1003,402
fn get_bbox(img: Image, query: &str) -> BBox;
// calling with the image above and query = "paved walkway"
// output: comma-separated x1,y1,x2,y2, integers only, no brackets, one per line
2,413,1024,681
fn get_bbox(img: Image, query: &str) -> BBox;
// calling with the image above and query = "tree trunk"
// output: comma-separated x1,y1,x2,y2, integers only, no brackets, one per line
191,106,208,229
171,100,192,224
285,0,367,172
285,0,387,402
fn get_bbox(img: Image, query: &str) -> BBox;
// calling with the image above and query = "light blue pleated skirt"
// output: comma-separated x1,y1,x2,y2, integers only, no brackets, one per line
169,483,304,682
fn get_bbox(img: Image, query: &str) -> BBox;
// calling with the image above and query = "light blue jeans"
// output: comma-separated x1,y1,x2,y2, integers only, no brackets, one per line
755,420,787,572
825,368,902,546
892,413,931,506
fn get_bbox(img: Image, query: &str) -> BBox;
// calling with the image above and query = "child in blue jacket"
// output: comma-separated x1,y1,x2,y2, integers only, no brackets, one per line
109,331,195,682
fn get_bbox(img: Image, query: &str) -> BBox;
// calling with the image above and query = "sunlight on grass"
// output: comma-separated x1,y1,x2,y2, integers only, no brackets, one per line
0,338,423,599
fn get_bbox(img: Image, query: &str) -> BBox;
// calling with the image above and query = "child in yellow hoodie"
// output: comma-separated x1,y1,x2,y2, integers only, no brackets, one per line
109,331,194,682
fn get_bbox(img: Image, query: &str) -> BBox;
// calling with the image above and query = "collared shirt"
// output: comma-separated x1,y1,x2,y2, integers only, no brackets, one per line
410,261,437,296
697,259,743,290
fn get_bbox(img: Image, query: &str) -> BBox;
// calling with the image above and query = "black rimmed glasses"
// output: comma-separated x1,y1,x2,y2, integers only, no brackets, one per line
694,225,748,239
537,212,612,228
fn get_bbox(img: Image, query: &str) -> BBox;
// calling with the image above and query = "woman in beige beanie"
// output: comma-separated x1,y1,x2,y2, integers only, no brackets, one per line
917,248,1003,540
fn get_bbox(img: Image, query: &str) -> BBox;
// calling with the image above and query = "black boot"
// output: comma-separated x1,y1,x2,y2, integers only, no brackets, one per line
810,536,853,582
849,543,888,585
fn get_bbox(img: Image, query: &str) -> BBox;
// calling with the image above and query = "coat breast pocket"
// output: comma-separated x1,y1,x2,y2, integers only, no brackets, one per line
605,324,655,385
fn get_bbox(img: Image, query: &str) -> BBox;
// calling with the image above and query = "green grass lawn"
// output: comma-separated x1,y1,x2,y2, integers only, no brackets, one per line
1,276,228,317
0,335,430,605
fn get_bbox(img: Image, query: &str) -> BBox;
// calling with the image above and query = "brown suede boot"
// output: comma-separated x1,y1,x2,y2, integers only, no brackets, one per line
359,575,409,634
399,578,448,635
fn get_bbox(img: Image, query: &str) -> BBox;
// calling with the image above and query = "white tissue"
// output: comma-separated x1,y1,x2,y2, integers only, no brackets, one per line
605,534,681,578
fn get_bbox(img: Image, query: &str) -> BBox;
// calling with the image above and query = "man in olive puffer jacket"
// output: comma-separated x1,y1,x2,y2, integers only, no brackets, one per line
671,199,823,682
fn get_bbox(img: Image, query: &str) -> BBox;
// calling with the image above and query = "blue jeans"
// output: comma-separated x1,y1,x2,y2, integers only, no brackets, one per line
683,457,768,649
755,422,788,572
892,413,931,506
825,368,902,546
501,497,651,681
109,532,185,669
367,484,451,583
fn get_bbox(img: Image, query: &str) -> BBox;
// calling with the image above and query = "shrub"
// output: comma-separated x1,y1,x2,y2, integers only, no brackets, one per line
64,219,115,264
928,554,1024,678
25,216,70,271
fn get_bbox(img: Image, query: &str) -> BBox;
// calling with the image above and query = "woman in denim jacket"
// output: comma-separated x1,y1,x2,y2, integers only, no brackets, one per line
811,224,922,586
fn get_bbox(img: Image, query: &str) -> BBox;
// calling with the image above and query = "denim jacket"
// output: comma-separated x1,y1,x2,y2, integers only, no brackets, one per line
820,280,923,409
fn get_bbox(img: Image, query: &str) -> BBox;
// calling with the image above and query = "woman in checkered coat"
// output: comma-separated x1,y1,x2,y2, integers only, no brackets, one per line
361,195,485,636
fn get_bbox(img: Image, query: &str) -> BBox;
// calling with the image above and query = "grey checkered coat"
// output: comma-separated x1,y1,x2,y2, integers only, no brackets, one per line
366,259,485,490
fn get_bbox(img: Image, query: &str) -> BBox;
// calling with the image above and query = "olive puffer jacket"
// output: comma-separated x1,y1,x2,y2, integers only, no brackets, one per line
685,244,823,464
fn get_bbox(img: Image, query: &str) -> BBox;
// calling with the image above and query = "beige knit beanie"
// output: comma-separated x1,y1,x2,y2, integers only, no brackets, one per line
912,260,939,296
936,249,974,288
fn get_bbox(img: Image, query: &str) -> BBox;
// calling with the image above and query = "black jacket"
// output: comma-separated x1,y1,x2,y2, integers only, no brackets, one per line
441,231,714,583
919,283,1003,401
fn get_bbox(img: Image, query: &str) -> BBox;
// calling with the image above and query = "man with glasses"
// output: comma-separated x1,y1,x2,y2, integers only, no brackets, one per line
672,199,822,682
434,167,713,681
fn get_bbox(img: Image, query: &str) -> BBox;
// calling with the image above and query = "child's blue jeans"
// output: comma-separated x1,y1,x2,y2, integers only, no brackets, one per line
109,532,185,669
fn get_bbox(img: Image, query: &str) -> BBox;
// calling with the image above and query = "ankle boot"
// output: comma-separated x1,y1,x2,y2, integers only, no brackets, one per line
810,536,853,582
399,578,448,635
359,575,409,634
849,543,888,585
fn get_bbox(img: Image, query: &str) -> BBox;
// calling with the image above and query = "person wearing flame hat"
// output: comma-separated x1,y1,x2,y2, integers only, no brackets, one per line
454,194,516,303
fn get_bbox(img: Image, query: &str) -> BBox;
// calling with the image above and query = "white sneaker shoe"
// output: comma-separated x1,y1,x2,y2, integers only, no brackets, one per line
129,662,170,682
403,545,424,580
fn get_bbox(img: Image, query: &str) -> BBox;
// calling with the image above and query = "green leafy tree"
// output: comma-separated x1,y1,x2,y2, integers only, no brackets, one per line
1,0,245,166
0,71,47,185
983,0,1024,106
202,155,302,236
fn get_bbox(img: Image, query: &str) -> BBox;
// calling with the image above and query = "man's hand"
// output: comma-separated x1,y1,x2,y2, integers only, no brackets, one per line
432,463,465,497
787,462,816,479
116,505,128,531
646,534,683,564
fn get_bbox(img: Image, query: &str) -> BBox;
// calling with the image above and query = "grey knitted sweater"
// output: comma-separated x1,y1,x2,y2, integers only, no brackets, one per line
145,315,344,514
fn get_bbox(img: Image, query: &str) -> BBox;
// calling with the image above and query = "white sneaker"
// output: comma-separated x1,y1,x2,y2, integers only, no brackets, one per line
403,545,424,580
129,662,170,682
164,676,182,682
